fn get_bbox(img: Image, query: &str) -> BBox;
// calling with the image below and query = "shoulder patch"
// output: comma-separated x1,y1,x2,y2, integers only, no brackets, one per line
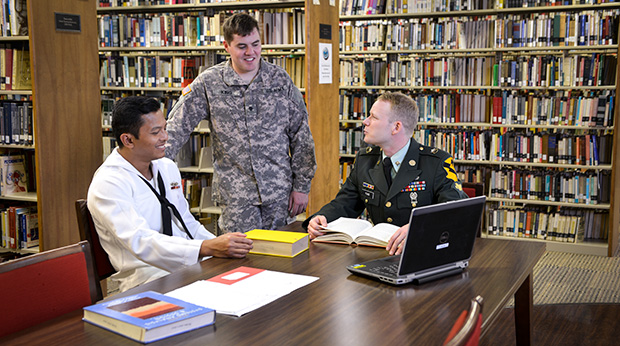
443,157,459,183
182,85,192,96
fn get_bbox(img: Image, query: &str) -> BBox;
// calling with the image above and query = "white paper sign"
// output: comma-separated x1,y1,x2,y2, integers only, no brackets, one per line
319,42,332,84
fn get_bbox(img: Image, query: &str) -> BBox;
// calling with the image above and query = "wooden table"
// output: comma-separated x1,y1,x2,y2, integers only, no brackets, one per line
1,235,544,346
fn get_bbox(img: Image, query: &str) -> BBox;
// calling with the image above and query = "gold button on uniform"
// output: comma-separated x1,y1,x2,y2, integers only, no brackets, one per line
387,217,393,223
365,199,368,203
385,201,392,208
409,160,416,166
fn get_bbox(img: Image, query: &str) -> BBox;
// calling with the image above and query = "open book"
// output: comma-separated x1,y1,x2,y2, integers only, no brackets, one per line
312,217,399,247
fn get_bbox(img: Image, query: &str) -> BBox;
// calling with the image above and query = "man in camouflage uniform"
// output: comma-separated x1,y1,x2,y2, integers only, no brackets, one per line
304,92,468,255
165,13,316,233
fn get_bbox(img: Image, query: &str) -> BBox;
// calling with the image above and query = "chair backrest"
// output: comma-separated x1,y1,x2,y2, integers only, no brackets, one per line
461,182,484,237
443,295,484,346
462,182,484,199
0,241,99,337
75,199,115,299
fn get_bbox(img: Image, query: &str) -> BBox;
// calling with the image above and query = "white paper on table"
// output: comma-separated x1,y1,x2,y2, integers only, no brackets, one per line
165,267,319,317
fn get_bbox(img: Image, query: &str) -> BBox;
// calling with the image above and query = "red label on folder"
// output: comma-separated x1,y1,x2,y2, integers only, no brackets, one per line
207,266,265,285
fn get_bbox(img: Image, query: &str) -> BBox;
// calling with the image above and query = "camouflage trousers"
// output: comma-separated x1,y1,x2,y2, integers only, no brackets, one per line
218,201,291,233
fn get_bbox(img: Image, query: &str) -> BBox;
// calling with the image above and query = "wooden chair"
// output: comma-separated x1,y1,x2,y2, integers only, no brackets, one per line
75,199,116,300
0,241,99,337
443,295,484,346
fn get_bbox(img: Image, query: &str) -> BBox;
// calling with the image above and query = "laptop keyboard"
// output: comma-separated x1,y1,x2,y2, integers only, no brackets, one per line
368,262,399,276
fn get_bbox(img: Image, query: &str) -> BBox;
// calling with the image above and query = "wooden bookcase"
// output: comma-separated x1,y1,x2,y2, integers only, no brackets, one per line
96,0,340,228
0,0,102,253
338,2,620,256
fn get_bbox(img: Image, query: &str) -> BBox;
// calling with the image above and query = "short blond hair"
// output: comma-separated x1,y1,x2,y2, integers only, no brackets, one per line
376,92,418,134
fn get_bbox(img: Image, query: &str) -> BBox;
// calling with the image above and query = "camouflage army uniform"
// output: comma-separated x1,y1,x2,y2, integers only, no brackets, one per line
166,59,316,233
303,139,468,228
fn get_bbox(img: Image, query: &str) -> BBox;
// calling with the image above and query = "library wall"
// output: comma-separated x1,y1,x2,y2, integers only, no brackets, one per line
338,0,620,255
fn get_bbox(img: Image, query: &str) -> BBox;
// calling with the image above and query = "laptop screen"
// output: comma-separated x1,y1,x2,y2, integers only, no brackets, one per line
397,196,486,275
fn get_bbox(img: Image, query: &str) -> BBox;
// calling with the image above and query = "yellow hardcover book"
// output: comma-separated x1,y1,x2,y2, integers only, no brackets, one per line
294,57,303,88
559,13,566,47
12,49,31,90
246,229,309,258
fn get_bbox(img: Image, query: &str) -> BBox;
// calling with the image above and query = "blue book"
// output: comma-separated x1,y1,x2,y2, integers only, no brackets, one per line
196,16,201,46
139,18,145,47
83,291,215,344
591,134,599,166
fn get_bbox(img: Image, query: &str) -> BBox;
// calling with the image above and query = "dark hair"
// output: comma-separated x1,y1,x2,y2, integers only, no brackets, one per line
112,96,161,148
222,12,259,43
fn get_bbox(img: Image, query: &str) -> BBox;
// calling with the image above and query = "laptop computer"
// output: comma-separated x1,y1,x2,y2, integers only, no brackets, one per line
347,195,486,285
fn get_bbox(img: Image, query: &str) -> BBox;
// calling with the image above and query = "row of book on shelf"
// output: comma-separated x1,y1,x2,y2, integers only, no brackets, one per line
0,101,33,146
0,204,37,250
486,206,608,242
98,0,193,6
339,0,617,16
265,55,305,90
488,90,614,126
98,9,305,48
414,129,614,165
339,11,618,52
102,94,180,128
340,53,617,88
339,126,364,155
0,46,32,91
98,0,282,7
0,0,27,38
455,164,485,183
100,53,304,90
100,55,207,88
99,12,224,48
340,90,615,128
340,126,613,168
488,168,611,204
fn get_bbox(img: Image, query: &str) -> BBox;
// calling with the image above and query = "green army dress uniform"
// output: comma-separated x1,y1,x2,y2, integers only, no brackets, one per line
303,138,469,228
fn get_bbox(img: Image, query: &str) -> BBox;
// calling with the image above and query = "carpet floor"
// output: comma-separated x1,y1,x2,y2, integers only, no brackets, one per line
531,251,620,305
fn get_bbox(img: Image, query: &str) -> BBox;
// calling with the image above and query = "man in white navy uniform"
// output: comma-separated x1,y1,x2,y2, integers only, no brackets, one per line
88,96,253,293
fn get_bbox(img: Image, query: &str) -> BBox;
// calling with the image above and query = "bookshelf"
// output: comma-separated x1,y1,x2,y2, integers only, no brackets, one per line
0,0,102,254
96,0,340,229
338,1,620,256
